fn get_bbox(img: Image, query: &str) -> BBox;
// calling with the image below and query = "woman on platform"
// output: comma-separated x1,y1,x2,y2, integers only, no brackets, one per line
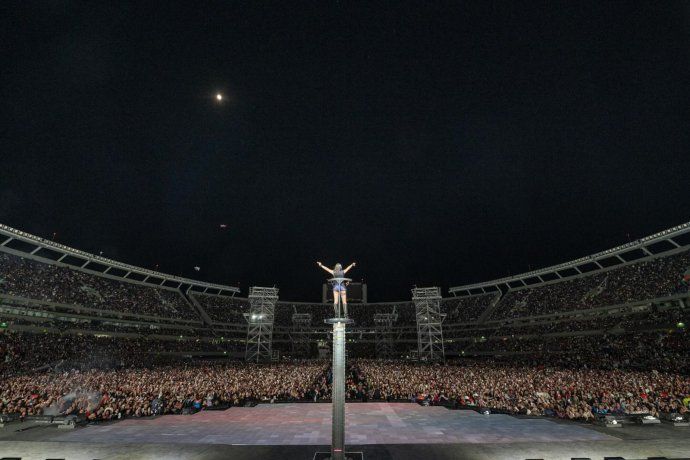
317,261,356,317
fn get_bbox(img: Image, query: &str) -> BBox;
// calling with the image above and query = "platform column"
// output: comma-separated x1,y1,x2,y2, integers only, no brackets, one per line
323,276,353,460
331,319,346,460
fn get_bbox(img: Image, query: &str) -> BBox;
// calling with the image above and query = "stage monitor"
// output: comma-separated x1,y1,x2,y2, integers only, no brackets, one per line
322,282,367,304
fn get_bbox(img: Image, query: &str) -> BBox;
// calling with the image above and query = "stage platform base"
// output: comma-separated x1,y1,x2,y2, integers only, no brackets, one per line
324,317,354,325
49,402,615,445
313,451,364,460
2,403,690,459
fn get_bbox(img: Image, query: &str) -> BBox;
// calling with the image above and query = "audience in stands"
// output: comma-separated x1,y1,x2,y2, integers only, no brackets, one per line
491,250,690,319
443,293,497,323
0,331,224,376
190,293,249,324
0,253,197,320
459,330,690,374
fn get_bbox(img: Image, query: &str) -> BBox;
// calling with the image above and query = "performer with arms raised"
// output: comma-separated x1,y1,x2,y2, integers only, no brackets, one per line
317,261,356,318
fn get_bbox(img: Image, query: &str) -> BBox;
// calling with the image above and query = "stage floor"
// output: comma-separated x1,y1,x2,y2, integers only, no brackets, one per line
54,402,614,445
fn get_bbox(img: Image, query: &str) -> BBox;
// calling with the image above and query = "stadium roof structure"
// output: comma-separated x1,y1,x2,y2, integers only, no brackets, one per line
3,220,689,302
0,223,240,295
450,221,690,296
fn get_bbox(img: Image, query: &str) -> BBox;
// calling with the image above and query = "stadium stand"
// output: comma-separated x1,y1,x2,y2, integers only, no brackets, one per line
0,253,199,320
189,292,249,324
489,249,690,320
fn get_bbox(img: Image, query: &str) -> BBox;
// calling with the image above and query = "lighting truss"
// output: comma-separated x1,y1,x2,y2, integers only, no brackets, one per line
412,287,445,361
244,286,278,362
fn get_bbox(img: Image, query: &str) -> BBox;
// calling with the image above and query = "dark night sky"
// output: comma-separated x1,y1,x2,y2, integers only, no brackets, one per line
1,2,689,301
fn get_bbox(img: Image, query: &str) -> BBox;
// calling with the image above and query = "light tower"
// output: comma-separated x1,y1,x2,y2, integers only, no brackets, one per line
244,286,278,362
412,286,446,361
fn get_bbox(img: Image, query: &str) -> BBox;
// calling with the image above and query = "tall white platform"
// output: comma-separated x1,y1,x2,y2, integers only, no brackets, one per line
319,277,358,460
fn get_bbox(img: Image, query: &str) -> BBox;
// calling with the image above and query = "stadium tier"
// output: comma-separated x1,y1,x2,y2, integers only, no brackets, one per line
488,249,690,320
189,292,249,324
0,252,199,320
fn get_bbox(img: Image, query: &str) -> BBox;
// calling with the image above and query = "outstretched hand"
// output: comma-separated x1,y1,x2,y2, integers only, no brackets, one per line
316,261,322,266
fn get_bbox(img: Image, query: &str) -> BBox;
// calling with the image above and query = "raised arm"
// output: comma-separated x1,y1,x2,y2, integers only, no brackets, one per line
317,261,334,275
344,262,356,274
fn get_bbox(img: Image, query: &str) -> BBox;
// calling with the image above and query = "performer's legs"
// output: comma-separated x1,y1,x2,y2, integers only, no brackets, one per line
332,290,339,317
341,292,348,317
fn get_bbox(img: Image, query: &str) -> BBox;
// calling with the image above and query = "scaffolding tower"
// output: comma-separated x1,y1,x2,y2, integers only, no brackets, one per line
291,310,313,358
244,286,278,362
373,307,398,359
412,287,445,361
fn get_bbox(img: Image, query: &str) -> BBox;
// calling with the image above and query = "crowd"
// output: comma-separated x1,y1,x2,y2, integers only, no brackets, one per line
491,249,690,319
0,253,197,320
0,361,330,420
190,293,249,324
0,326,688,424
619,307,688,331
459,329,690,374
0,330,223,376
443,293,497,323
486,315,623,337
1,342,687,423
355,359,690,420
0,313,205,337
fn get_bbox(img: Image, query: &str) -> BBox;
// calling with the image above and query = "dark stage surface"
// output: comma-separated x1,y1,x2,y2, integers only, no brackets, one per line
1,403,689,459
52,403,614,445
